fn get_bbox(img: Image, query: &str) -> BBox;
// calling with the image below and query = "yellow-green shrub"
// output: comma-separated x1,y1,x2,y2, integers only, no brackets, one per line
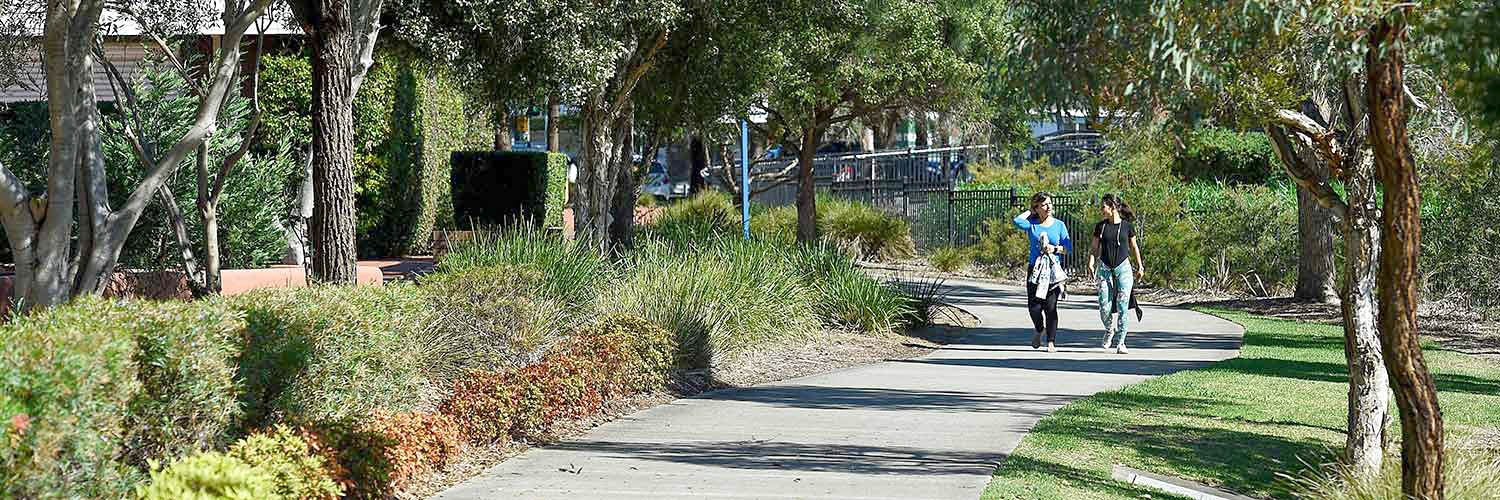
124,300,245,469
134,452,276,500
228,425,342,500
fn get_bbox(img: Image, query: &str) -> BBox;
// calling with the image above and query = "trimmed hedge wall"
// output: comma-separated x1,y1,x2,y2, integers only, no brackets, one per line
451,151,564,229
545,153,567,229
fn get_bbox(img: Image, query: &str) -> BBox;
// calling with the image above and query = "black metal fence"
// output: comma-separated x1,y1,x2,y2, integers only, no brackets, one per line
740,145,993,206
825,183,1098,271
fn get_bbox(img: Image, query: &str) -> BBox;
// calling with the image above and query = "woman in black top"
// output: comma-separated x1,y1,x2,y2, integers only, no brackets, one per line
1087,194,1145,353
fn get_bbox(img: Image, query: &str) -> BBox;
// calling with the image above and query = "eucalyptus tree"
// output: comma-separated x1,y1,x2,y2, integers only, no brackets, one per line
754,0,982,243
1007,1,1464,495
0,0,271,311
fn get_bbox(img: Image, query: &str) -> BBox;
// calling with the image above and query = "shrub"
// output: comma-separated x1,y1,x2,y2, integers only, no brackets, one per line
1288,446,1500,500
439,314,676,443
299,420,396,500
818,196,916,261
450,151,555,229
233,286,436,428
643,190,741,246
226,425,342,500
134,452,277,500
123,300,245,469
1185,182,1298,293
970,217,1031,277
929,247,972,272
1173,126,1279,184
420,265,572,377
0,299,142,499
602,239,821,366
362,412,465,492
435,225,611,308
812,264,916,335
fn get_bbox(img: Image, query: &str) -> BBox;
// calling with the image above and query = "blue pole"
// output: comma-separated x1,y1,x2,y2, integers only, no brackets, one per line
741,119,751,240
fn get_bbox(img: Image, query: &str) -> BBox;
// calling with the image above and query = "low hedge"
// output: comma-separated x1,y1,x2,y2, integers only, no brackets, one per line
0,283,680,499
450,151,566,230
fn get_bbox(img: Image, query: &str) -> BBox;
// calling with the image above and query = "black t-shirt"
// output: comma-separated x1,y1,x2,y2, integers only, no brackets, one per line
1093,220,1135,268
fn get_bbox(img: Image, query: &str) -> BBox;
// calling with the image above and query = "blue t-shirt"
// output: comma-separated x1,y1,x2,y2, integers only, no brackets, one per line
1012,213,1072,264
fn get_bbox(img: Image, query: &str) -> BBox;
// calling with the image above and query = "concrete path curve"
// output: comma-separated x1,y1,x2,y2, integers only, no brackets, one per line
432,278,1245,500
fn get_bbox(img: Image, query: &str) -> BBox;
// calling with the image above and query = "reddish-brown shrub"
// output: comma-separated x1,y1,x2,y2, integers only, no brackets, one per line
365,412,465,491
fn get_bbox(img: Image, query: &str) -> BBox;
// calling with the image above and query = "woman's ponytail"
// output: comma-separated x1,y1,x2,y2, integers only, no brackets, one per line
1102,193,1135,222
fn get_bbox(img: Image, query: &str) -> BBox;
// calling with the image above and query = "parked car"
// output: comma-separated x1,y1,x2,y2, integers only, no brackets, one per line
641,172,689,201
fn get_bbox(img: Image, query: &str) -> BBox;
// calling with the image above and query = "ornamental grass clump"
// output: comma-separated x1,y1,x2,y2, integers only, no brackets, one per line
603,238,820,366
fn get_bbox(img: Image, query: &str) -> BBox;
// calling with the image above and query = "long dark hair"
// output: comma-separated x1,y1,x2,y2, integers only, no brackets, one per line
1102,193,1134,222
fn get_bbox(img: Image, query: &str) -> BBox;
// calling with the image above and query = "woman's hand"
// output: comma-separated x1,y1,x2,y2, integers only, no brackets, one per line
1042,243,1054,255
1134,267,1145,280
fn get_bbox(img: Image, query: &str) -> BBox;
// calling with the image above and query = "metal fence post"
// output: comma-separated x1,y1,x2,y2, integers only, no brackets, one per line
947,189,955,247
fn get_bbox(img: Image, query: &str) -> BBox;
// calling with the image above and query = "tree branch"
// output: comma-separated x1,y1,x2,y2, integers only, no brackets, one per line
1267,124,1348,213
348,0,385,99
112,0,272,227
608,29,669,119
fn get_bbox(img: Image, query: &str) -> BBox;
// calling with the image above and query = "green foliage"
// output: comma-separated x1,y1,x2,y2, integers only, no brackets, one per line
228,426,342,500
450,151,555,230
603,238,822,365
233,286,436,427
135,452,277,500
1420,143,1500,310
966,158,1064,193
435,224,611,308
969,217,1032,278
1172,126,1280,184
1289,445,1500,500
261,48,489,258
545,153,568,229
810,256,916,335
123,301,245,469
818,196,917,261
929,247,972,273
0,299,142,499
644,190,742,245
419,265,573,374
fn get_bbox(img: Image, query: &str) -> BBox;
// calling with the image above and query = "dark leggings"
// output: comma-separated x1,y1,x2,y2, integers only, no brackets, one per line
1026,280,1061,344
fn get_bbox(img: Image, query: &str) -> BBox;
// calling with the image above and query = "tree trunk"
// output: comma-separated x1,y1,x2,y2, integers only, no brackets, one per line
1368,15,1443,500
608,108,635,251
574,102,618,251
915,112,929,148
795,124,825,244
495,112,514,151
690,134,707,194
1342,153,1389,476
284,153,314,265
1296,182,1339,303
307,0,360,284
547,96,561,153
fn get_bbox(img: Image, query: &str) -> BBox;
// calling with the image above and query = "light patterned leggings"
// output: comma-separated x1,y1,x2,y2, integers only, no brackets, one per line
1096,260,1134,339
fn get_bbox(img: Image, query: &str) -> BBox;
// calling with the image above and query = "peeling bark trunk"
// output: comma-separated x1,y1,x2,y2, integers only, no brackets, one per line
1342,153,1388,476
1368,15,1443,500
574,103,617,251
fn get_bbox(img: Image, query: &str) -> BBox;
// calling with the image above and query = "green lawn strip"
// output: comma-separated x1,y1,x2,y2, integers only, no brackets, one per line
982,309,1500,500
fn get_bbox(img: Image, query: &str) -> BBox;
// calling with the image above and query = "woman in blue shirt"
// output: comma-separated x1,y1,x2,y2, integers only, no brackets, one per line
1013,192,1072,352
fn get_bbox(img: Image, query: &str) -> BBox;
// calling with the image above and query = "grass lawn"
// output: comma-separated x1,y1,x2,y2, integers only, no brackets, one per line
981,309,1500,500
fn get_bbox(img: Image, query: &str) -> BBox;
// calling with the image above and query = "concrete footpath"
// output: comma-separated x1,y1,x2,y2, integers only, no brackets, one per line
433,278,1245,500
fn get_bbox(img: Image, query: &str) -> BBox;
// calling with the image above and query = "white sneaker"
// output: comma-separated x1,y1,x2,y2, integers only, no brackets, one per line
1101,330,1115,350
1116,344,1129,354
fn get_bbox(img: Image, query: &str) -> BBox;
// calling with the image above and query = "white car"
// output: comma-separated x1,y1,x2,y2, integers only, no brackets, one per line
641,173,690,201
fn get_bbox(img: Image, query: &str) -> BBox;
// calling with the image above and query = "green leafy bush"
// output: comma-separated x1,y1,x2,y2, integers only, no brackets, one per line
812,263,915,335
1172,126,1279,184
450,151,556,229
228,425,341,500
818,196,916,261
233,286,436,427
135,452,277,500
644,190,742,246
123,300,245,469
929,247,972,272
0,299,143,499
969,217,1031,277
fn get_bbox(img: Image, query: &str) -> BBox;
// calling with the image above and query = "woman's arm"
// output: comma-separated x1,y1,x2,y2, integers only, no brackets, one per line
1013,210,1033,230
1129,235,1145,279
1087,234,1099,271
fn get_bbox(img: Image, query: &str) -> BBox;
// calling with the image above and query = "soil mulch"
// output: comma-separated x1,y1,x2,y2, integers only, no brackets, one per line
400,307,976,499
